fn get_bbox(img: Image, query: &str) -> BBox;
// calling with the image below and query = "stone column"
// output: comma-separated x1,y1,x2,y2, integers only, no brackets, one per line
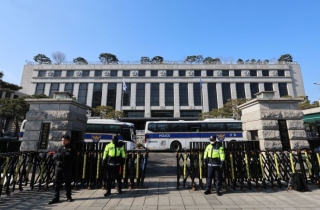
131,83,137,107
101,83,108,106
73,83,80,100
159,83,165,107
44,83,50,96
245,83,251,99
273,83,280,98
115,83,122,111
230,83,237,99
21,96,91,152
145,83,151,117
188,83,194,107
174,83,180,117
202,83,209,112
216,83,223,108
86,83,94,107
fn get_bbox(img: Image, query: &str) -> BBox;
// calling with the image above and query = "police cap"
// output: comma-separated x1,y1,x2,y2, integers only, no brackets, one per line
209,136,216,141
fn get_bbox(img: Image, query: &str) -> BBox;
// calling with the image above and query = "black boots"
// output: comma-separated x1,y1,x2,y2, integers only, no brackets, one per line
67,196,73,202
216,191,222,196
48,198,59,205
104,191,111,197
204,189,211,195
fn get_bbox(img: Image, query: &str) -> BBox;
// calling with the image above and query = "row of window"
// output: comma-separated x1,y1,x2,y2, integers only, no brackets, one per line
35,82,288,111
147,122,243,132
37,69,286,77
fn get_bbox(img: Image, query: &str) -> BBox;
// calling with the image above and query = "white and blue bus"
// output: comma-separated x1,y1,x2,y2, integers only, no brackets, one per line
144,119,243,150
85,119,136,150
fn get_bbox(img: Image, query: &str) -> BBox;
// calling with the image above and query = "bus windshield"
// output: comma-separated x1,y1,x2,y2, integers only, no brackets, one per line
144,119,243,150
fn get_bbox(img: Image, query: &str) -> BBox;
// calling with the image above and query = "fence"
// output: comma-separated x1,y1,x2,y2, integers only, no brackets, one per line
0,142,148,196
175,141,320,191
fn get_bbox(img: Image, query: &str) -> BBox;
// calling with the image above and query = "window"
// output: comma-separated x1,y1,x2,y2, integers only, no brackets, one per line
92,83,102,108
194,70,201,76
78,83,88,104
180,111,201,117
138,70,145,77
38,70,46,77
136,83,145,106
250,70,257,76
179,83,188,106
222,83,231,105
169,123,188,132
207,70,213,76
278,70,285,76
179,70,186,76
124,111,144,118
64,83,74,95
94,70,102,77
226,123,242,131
206,123,225,131
250,83,259,98
193,83,201,106
123,70,130,77
66,70,74,77
35,83,45,95
82,70,90,77
236,83,245,99
264,83,273,91
107,83,116,109
150,83,159,106
234,70,241,76
208,83,218,110
151,111,173,118
123,83,131,106
279,83,288,97
262,70,269,76
49,83,59,97
222,70,229,76
151,70,158,77
54,70,62,77
110,70,117,77
165,83,174,106
166,70,173,76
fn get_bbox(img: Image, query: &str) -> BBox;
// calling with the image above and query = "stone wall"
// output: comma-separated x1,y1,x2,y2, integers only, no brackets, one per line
239,98,309,151
20,98,90,151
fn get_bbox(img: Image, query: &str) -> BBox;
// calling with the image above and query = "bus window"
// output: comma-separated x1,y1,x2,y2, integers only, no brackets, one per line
226,123,242,131
122,127,131,141
86,124,104,133
169,123,188,132
206,123,225,131
148,123,157,132
104,124,121,133
157,123,169,132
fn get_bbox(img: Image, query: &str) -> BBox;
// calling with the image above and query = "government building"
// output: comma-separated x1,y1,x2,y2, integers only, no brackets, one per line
20,63,305,129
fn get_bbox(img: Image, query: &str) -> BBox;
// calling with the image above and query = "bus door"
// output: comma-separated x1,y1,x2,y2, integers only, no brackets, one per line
190,125,201,148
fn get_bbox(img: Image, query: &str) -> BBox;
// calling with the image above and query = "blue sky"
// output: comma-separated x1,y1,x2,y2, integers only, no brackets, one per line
0,0,319,102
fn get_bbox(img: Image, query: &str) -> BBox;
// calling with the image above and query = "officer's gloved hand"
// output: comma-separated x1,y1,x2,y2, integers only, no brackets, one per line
220,161,225,169
102,159,107,168
120,158,125,166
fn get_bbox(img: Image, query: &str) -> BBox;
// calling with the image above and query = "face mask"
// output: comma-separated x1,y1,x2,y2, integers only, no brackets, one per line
210,141,215,145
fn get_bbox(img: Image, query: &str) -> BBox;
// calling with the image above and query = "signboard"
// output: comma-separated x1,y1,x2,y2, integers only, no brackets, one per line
39,123,50,150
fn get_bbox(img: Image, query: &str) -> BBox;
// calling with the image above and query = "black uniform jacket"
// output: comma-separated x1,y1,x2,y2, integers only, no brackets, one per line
56,143,77,171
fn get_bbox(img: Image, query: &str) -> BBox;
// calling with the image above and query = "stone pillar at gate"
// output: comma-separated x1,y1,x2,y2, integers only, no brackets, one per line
238,91,309,151
21,92,91,151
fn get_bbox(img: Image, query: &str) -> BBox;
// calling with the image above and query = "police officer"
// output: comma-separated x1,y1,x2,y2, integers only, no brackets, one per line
203,135,225,196
102,134,125,196
49,134,76,205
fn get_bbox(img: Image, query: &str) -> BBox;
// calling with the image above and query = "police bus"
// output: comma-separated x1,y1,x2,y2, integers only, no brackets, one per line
85,119,136,150
144,119,243,150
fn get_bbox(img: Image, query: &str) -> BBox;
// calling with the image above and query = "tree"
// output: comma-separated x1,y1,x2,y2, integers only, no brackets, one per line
250,59,256,64
196,55,203,64
278,54,293,63
263,59,269,64
33,54,52,64
140,56,150,64
236,59,244,64
199,98,247,120
151,56,164,64
99,53,119,64
52,51,66,64
184,55,196,64
0,98,29,137
0,71,22,91
203,57,214,64
106,110,125,121
245,59,250,64
92,105,114,119
73,57,88,65
212,58,221,64
256,59,262,64
296,96,319,110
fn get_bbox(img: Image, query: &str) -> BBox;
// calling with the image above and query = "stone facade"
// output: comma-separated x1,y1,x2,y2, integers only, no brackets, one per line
21,98,90,151
238,97,309,151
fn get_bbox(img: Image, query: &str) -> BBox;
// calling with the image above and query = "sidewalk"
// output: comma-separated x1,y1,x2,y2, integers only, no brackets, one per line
1,177,320,210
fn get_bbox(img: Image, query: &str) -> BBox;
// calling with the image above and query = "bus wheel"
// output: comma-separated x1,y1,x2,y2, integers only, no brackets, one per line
170,141,181,150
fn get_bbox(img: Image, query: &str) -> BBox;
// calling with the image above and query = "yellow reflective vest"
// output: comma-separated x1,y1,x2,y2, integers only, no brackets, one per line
103,142,125,165
204,143,225,166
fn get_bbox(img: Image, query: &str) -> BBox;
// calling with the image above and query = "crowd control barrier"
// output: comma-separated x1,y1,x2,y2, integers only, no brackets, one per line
0,142,148,196
175,141,320,191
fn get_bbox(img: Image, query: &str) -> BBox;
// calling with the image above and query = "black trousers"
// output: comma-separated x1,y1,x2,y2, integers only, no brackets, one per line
206,166,221,191
54,168,72,198
106,165,122,192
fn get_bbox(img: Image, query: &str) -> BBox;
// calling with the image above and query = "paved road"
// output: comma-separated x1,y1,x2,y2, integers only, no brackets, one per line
1,152,320,210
